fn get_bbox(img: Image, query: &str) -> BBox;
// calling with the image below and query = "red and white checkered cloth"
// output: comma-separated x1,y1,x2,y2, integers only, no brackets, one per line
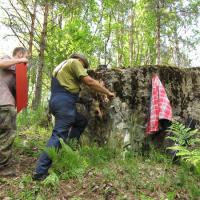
146,75,172,135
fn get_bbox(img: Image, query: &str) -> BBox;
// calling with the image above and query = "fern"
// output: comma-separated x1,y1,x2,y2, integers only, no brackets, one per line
167,121,199,146
42,171,59,188
167,121,200,174
169,146,200,173
45,139,88,180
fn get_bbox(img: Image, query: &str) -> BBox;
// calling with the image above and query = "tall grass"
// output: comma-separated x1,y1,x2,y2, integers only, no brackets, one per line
17,104,51,130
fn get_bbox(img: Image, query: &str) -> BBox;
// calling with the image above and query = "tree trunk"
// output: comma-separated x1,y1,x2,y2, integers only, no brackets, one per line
32,2,49,108
156,0,161,65
104,13,112,65
174,30,180,67
116,13,124,67
29,0,37,57
129,9,135,66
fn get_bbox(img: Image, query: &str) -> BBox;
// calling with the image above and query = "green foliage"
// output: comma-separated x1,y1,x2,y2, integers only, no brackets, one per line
45,139,88,180
42,172,59,188
14,128,47,157
175,164,200,199
80,145,116,166
45,139,117,181
167,121,199,146
6,130,200,199
46,18,101,73
175,164,189,187
188,184,200,200
14,111,200,199
17,175,40,200
15,108,51,157
166,191,175,200
167,121,200,174
17,105,51,130
170,146,200,174
140,194,154,200
102,167,118,181
146,146,171,164
121,159,139,180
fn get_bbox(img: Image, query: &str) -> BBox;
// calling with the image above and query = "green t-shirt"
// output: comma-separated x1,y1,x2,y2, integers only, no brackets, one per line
53,58,88,93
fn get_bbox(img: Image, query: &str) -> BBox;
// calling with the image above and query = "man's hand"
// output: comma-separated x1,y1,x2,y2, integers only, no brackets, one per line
0,57,28,69
18,58,28,63
82,76,116,99
107,92,115,99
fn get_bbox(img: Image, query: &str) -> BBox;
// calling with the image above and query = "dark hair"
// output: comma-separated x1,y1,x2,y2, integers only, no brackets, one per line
12,47,26,56
69,53,89,69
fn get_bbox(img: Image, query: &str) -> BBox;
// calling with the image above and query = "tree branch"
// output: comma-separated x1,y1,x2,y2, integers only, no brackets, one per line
1,6,26,47
8,0,31,33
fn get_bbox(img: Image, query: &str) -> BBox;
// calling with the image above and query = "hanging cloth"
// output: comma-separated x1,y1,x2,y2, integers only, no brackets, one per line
146,74,172,135
16,63,28,113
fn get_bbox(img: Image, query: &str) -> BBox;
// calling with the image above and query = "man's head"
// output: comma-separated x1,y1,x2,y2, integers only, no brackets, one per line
12,47,27,58
69,53,89,69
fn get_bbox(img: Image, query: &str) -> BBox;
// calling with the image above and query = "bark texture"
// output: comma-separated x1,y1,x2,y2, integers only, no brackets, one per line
79,66,200,150
32,2,49,108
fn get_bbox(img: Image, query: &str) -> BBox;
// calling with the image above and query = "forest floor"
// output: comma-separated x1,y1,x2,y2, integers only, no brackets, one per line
0,125,200,200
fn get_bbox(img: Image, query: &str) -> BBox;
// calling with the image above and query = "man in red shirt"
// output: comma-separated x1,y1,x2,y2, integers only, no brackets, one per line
0,47,28,177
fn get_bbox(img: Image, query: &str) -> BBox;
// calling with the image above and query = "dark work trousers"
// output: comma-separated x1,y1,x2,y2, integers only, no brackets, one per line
35,77,87,175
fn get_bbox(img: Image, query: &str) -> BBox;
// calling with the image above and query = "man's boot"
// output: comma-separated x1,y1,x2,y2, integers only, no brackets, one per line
32,172,49,181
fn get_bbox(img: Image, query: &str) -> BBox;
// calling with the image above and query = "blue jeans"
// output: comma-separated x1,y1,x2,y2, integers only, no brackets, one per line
35,93,87,174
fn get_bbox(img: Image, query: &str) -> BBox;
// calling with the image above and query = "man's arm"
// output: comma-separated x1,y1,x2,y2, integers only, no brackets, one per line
81,76,115,97
0,58,28,69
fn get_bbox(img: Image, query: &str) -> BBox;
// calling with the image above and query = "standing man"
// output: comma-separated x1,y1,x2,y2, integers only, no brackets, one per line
33,53,115,180
0,47,28,176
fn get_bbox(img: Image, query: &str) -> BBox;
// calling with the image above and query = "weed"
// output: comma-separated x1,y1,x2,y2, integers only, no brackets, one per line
80,145,116,167
42,172,59,188
4,117,200,200
14,137,41,157
16,183,40,200
188,184,200,200
140,194,154,200
35,195,46,200
45,139,88,180
167,121,200,174
118,158,139,181
19,175,33,186
166,191,175,200
102,167,117,181
147,147,171,164
175,164,189,187
167,121,199,146
17,105,50,130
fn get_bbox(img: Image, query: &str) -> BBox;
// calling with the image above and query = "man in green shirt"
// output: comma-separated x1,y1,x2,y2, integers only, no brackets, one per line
33,53,115,180
53,56,88,94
